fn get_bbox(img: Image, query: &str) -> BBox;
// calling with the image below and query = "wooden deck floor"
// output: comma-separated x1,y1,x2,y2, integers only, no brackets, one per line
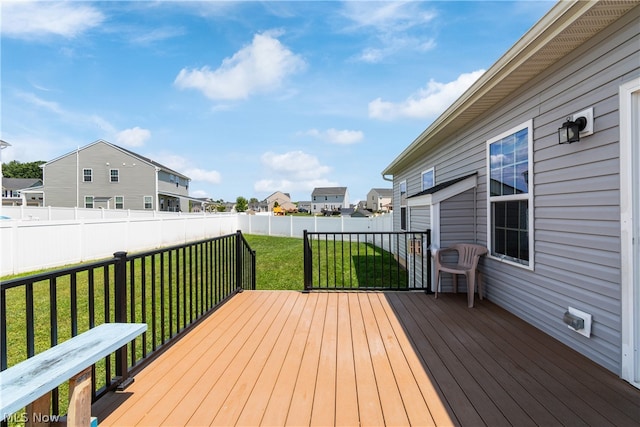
93,291,640,426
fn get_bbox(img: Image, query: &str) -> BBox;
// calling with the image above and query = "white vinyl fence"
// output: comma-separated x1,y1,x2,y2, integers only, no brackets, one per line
0,206,392,276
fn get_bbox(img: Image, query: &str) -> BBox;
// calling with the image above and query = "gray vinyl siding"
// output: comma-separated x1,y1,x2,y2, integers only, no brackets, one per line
43,142,157,210
391,6,639,374
408,206,430,232
42,154,78,207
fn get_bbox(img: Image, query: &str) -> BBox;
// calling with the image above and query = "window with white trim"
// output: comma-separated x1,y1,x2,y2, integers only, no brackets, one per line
487,120,533,267
83,168,92,182
144,196,153,210
400,180,407,230
84,196,94,209
115,196,124,209
421,168,434,190
110,169,119,183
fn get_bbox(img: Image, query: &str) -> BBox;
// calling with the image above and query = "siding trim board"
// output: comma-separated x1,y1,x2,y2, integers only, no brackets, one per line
619,77,640,388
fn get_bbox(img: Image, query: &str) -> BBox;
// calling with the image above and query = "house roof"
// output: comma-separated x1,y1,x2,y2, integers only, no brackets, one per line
312,187,347,196
408,173,477,199
370,188,392,197
382,0,637,176
44,140,190,180
2,178,43,191
407,173,478,207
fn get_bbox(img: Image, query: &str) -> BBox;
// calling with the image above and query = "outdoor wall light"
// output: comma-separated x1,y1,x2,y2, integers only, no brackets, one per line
558,116,587,144
558,107,594,145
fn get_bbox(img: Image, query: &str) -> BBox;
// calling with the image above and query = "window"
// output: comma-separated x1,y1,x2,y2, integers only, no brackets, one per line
400,180,407,230
487,120,533,268
421,168,435,190
83,169,92,182
110,169,119,183
115,196,124,209
84,196,94,209
144,196,153,210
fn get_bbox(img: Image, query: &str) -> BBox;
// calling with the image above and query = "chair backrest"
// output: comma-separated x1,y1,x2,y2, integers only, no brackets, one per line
451,243,488,268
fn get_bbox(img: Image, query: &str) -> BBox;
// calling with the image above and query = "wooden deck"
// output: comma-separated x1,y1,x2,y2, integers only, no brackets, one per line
93,291,640,426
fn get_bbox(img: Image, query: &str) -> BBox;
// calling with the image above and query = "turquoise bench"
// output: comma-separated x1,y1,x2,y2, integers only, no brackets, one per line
0,323,147,426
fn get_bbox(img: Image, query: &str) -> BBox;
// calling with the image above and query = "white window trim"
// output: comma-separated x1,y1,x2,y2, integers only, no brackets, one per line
421,167,435,191
84,195,94,209
400,180,407,231
83,168,93,183
110,168,119,183
143,195,153,210
485,119,534,271
115,195,124,209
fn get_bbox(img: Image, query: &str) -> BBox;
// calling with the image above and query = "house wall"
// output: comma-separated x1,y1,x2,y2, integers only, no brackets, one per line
392,6,640,374
158,170,189,197
312,194,347,213
44,142,158,210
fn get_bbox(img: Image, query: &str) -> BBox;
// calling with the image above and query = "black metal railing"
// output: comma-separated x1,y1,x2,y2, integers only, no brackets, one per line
0,230,255,421
303,230,431,291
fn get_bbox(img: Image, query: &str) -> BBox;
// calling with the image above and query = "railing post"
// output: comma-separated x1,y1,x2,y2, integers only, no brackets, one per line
425,229,433,293
235,231,243,292
113,251,133,389
303,230,311,292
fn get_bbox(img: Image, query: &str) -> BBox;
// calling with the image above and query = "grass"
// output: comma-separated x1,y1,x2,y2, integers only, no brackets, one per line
244,234,304,290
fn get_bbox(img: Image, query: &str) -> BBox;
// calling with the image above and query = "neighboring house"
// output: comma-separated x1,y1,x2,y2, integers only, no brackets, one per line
42,140,194,212
264,191,296,212
297,201,312,213
311,187,349,214
382,1,639,388
1,178,43,206
366,188,392,212
351,209,373,218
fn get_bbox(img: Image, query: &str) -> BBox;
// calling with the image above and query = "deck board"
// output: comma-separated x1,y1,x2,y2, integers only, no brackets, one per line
94,291,640,427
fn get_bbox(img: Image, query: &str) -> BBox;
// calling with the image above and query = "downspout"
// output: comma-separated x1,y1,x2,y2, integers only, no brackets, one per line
76,146,80,208
155,167,160,211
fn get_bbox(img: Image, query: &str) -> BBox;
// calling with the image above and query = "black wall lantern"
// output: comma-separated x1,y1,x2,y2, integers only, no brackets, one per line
558,116,588,144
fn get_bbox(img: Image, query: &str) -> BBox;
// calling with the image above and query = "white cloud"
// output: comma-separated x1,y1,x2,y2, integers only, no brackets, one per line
116,127,151,147
174,31,306,101
1,1,104,39
186,168,222,184
302,128,364,145
368,69,485,121
151,152,221,184
256,151,336,194
341,1,437,63
342,1,436,33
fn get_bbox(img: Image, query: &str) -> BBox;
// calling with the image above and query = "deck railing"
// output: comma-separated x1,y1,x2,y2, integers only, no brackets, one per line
303,230,431,291
0,230,255,420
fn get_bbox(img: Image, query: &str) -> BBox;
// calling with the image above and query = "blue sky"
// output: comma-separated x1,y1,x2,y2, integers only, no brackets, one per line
1,0,554,203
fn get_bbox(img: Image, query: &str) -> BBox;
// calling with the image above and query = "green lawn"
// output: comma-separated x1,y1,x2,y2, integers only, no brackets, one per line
244,234,305,290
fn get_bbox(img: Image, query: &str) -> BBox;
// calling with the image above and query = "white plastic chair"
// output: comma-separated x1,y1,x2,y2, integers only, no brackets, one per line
434,243,488,308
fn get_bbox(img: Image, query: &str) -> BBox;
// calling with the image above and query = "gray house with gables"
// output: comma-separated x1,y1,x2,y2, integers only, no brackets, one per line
42,140,193,212
311,187,349,214
383,1,639,387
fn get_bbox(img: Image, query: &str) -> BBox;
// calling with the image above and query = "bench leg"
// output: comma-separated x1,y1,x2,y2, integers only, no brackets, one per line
67,367,92,427
26,393,51,427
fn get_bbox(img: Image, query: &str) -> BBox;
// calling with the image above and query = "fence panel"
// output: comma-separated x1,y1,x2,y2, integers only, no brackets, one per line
303,230,431,291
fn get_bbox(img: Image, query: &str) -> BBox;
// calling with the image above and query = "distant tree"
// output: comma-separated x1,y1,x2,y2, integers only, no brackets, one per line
273,201,280,208
249,197,259,204
216,205,226,212
2,160,45,179
235,196,248,212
